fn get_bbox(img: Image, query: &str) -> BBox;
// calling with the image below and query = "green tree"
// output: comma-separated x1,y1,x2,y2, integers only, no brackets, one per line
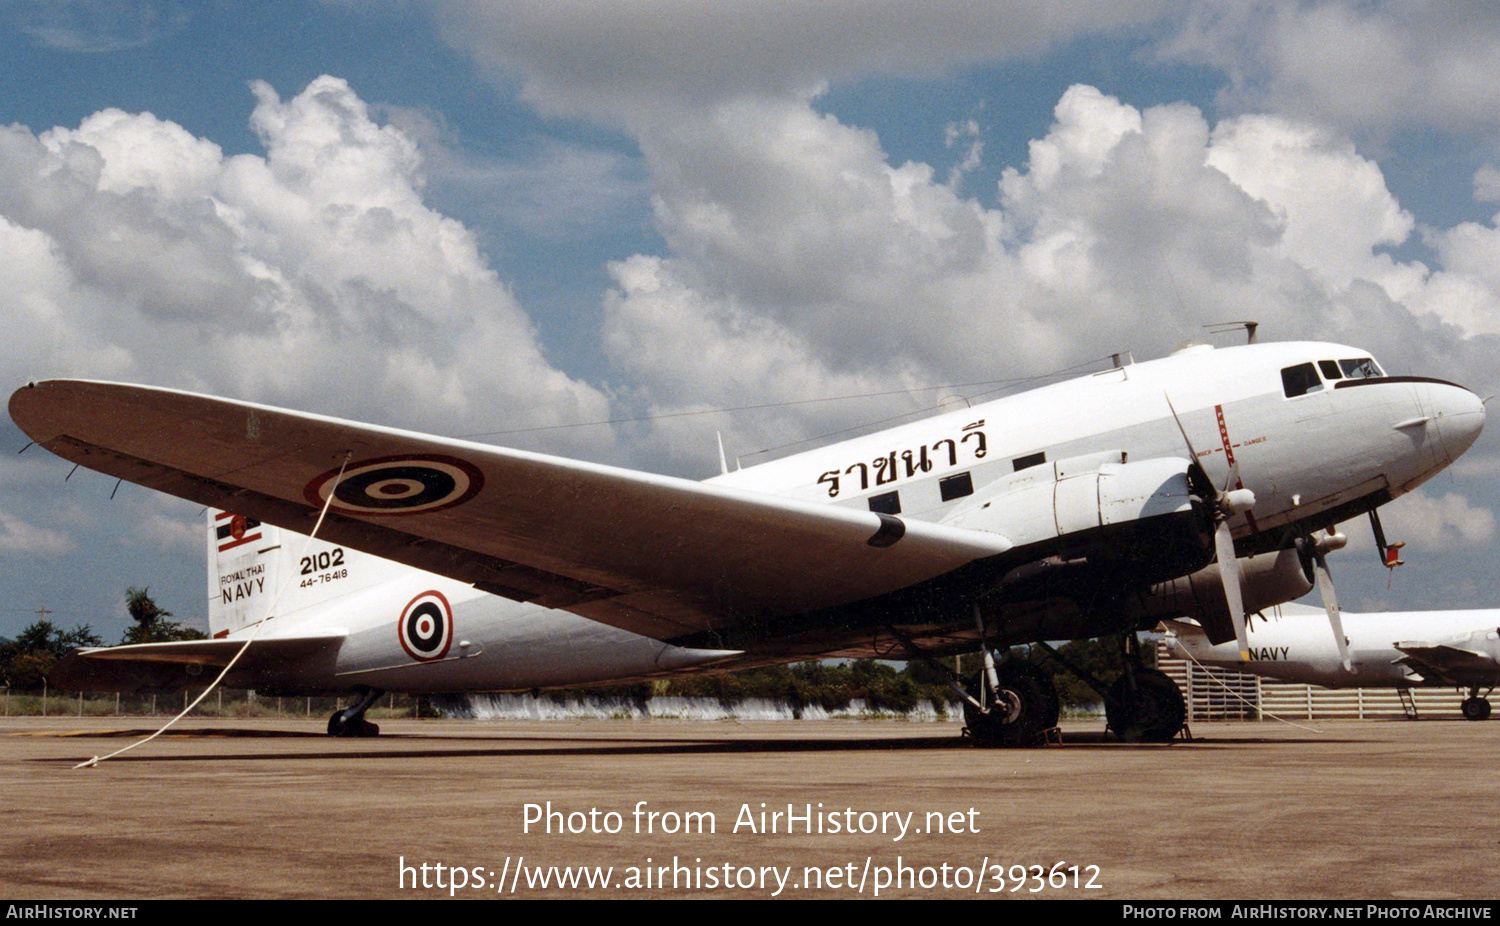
120,587,205,644
0,619,103,689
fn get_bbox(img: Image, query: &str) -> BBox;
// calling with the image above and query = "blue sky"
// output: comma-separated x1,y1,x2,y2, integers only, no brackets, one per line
3,1,1500,641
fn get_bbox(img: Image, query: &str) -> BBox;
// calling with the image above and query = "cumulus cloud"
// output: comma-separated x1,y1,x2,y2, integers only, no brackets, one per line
1159,1,1500,140
596,83,1500,473
0,76,612,454
424,5,1500,484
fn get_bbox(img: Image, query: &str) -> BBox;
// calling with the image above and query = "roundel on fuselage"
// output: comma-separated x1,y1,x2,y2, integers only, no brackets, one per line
398,590,453,662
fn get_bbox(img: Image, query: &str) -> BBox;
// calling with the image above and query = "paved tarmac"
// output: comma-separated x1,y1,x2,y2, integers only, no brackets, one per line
1,715,1495,900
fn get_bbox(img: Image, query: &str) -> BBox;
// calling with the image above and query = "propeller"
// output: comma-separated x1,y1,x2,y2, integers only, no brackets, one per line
1303,530,1352,672
1165,395,1257,661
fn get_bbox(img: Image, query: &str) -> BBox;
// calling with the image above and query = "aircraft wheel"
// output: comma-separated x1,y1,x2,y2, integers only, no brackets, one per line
327,711,381,737
1461,697,1491,721
1106,669,1186,743
964,663,1058,747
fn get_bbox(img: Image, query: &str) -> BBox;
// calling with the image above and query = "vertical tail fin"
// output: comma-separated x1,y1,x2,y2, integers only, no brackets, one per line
207,508,416,636
206,510,281,637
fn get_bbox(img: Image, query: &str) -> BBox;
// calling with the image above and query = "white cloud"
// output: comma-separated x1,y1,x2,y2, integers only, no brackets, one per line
0,76,612,452
435,1,1169,124
579,80,1500,476
1205,115,1416,292
383,105,648,241
0,509,72,555
424,7,1500,484
1159,1,1500,139
1342,488,1496,554
1474,166,1500,204
1413,219,1500,336
125,495,202,555
7,1,191,53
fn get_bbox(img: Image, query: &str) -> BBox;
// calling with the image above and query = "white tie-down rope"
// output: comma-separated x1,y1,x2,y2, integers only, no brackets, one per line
1171,637,1324,735
75,455,351,769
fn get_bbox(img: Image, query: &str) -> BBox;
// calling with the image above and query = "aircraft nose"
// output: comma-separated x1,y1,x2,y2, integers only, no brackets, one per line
1424,380,1486,464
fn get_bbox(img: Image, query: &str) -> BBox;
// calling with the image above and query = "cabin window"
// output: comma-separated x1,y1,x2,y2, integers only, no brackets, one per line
1280,363,1323,398
1339,357,1383,379
868,491,901,515
939,472,974,502
1318,360,1342,380
1013,452,1046,472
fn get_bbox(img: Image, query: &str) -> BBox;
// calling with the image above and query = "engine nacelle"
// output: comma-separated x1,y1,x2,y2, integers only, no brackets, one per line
1132,546,1315,644
945,451,1213,585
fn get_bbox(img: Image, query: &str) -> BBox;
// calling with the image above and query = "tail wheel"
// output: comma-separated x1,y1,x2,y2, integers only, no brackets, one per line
964,662,1060,747
327,710,381,738
1106,669,1186,743
1461,697,1491,721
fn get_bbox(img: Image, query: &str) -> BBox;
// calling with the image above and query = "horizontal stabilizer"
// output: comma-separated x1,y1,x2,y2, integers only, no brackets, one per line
48,634,345,693
1393,642,1499,687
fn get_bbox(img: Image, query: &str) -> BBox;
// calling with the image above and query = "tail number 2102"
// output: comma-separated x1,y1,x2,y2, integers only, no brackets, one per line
300,548,346,575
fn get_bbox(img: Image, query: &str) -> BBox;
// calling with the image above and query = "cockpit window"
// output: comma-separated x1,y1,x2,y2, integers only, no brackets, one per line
1339,357,1383,379
1318,360,1342,380
1281,363,1323,398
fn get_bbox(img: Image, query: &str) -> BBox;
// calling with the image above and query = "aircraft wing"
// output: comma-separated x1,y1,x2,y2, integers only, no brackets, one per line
48,634,346,693
1392,642,1500,687
11,380,1013,642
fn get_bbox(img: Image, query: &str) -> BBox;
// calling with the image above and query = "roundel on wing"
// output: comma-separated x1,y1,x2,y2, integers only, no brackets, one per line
303,455,484,515
398,591,453,662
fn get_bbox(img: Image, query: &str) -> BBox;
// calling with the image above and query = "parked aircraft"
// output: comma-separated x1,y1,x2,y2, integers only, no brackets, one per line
1165,603,1499,720
11,339,1485,745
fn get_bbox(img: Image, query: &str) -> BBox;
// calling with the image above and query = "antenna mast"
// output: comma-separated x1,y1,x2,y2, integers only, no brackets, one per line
1205,321,1260,345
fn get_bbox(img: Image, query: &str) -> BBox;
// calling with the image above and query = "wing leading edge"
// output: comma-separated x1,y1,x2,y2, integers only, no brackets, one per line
11,380,1013,642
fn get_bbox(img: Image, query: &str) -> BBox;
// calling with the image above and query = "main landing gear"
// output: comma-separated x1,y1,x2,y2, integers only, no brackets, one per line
1103,635,1187,743
893,611,1188,747
1032,632,1188,743
961,661,1060,748
1461,689,1492,721
327,686,384,737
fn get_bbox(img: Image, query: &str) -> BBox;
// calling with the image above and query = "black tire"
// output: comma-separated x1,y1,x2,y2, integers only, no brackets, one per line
963,662,1058,747
1106,669,1187,743
1005,661,1061,730
327,711,381,737
1461,697,1491,721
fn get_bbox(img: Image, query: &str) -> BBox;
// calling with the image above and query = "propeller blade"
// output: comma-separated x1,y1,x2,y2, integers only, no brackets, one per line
1214,519,1250,660
1312,546,1352,672
1164,393,1217,500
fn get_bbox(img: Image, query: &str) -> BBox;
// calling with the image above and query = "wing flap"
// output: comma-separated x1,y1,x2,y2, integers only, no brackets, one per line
12,381,1013,640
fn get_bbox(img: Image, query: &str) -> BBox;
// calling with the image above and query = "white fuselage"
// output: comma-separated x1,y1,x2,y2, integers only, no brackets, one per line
1167,604,1500,688
219,340,1486,693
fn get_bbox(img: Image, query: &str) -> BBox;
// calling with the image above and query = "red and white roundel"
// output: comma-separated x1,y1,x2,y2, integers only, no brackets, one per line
304,455,484,516
398,591,453,662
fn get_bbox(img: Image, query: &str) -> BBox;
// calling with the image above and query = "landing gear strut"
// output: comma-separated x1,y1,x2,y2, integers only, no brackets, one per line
885,612,1060,747
1461,689,1492,721
327,686,384,737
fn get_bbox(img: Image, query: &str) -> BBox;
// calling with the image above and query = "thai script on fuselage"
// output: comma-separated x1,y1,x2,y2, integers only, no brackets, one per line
815,420,987,498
